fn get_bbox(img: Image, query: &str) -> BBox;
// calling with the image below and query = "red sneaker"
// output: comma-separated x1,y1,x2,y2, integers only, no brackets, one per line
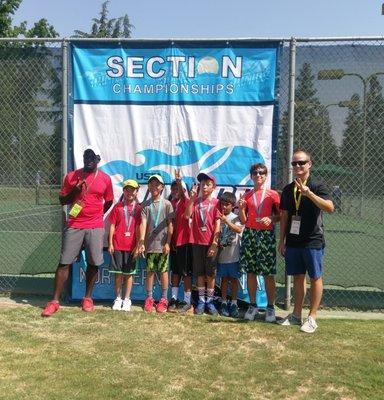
41,300,60,317
144,297,155,312
156,298,168,313
81,297,94,312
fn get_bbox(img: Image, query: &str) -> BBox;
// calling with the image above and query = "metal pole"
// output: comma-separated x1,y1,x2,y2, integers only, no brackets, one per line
61,40,69,224
18,110,22,189
361,80,367,218
284,37,296,310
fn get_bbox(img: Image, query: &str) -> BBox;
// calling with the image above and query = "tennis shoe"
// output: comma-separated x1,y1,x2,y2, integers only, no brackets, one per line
206,301,218,316
265,307,276,323
144,297,155,312
300,316,318,333
229,303,239,318
81,297,94,312
41,300,60,317
178,302,194,315
112,297,123,311
279,313,302,326
167,298,178,313
244,305,259,321
121,298,132,312
195,300,205,315
156,298,168,313
220,301,229,317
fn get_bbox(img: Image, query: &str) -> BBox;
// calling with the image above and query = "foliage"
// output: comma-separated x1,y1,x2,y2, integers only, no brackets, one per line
365,76,384,195
0,0,61,188
72,0,134,38
278,63,339,188
0,0,58,38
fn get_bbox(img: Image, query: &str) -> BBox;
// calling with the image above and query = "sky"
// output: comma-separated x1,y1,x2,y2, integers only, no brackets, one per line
11,0,384,39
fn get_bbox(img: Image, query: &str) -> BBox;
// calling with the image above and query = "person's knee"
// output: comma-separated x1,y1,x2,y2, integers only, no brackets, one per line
310,276,323,285
57,263,70,270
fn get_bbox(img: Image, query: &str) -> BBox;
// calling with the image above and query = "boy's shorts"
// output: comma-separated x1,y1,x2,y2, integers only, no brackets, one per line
109,250,137,275
240,228,276,276
285,247,324,279
60,227,104,266
170,243,193,276
192,244,217,277
217,261,241,279
146,253,169,273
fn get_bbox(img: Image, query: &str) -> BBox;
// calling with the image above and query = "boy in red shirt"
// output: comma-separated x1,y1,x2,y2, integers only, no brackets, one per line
185,172,220,316
108,179,141,312
168,169,193,314
239,163,280,322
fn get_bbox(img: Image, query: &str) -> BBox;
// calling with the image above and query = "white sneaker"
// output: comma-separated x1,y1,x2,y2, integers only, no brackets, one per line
265,307,276,323
244,305,259,321
300,316,318,333
112,297,123,311
278,313,302,326
121,298,132,312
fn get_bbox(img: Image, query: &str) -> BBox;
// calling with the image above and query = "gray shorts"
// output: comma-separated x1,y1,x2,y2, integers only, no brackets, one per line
60,227,104,266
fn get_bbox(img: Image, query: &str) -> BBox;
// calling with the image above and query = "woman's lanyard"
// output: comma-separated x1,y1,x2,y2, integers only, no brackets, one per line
198,199,212,231
253,187,267,222
123,201,136,237
150,199,163,231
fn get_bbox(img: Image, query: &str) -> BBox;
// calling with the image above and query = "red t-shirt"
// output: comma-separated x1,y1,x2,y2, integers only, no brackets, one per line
108,201,142,251
190,197,220,245
171,197,192,247
244,188,280,231
61,168,114,229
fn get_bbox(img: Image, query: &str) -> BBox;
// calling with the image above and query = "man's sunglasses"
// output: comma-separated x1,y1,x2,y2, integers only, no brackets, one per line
252,171,267,176
291,160,309,167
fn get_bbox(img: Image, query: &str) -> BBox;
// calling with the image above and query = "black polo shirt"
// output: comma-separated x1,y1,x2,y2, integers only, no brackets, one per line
280,176,331,249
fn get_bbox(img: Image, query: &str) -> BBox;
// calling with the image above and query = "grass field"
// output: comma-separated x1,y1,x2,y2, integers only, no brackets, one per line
0,304,383,400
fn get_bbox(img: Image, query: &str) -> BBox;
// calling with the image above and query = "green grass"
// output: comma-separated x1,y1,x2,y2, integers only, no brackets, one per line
0,306,383,400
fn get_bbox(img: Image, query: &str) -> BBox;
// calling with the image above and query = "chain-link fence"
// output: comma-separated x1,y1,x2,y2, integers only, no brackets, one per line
277,38,384,309
0,38,383,310
0,39,62,293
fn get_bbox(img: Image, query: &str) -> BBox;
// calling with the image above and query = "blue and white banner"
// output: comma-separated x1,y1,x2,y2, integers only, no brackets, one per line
71,41,280,193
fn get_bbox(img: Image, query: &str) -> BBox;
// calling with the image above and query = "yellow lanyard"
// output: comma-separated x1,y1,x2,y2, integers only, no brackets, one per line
293,180,307,215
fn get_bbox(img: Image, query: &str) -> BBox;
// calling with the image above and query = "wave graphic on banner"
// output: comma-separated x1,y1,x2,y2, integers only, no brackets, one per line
99,140,264,187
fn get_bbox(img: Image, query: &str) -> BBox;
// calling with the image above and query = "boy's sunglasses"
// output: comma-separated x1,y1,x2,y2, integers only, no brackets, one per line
291,160,309,167
252,171,266,176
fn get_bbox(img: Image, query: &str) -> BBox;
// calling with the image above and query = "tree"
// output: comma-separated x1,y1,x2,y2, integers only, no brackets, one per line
340,94,363,192
0,0,60,188
365,76,384,195
73,0,134,38
0,0,58,38
278,63,339,188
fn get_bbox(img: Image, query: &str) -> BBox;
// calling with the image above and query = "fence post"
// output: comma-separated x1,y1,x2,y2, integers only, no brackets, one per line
284,37,297,310
61,40,68,226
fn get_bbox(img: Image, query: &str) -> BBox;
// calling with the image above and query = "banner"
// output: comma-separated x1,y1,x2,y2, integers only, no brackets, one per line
69,251,267,308
70,40,280,302
71,41,280,192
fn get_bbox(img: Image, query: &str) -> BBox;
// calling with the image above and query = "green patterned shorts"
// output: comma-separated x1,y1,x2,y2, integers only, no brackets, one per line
240,228,276,275
146,253,169,273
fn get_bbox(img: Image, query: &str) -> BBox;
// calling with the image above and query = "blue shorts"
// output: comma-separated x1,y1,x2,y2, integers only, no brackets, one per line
217,262,241,279
285,247,324,279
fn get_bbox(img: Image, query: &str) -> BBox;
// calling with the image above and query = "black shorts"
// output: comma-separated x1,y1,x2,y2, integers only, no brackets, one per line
109,251,137,275
170,243,193,276
192,244,217,278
